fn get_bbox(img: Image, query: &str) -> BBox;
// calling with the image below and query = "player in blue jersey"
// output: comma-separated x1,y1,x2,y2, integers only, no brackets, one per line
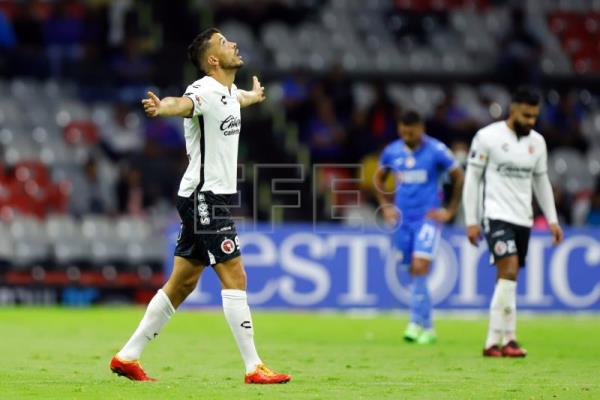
375,111,464,344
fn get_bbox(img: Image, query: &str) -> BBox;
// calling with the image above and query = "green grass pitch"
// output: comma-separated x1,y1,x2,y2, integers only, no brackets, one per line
1,308,598,399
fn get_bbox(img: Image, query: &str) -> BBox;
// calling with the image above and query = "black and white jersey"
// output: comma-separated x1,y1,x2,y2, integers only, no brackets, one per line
466,121,548,227
179,76,241,196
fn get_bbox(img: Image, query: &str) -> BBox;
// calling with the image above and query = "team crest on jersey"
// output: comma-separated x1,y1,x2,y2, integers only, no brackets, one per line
405,156,415,168
494,241,507,256
221,238,235,254
502,143,509,152
529,145,535,154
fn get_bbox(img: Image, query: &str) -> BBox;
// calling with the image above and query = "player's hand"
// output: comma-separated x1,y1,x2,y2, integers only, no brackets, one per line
427,207,453,223
251,76,266,103
142,91,161,117
381,204,399,226
466,224,482,247
549,223,563,245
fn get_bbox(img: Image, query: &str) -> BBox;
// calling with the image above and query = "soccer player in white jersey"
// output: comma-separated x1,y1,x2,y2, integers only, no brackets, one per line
462,87,563,357
109,28,290,384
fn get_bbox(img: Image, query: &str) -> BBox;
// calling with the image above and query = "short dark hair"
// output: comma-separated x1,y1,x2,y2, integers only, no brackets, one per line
188,28,220,73
511,86,541,106
400,110,423,125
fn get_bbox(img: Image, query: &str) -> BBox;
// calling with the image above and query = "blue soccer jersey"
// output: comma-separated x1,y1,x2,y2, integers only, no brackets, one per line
379,135,457,223
380,135,458,264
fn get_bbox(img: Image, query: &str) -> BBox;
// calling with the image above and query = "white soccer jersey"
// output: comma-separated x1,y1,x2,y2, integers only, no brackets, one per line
466,121,548,227
178,76,241,197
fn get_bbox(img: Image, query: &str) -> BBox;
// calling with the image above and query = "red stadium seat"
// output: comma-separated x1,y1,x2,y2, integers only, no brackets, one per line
13,161,50,186
63,121,99,145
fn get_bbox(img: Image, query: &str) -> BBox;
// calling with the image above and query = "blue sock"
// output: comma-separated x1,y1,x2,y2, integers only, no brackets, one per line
410,275,432,329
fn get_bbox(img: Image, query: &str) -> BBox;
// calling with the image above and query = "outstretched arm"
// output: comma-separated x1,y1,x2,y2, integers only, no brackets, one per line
142,91,194,118
237,76,266,108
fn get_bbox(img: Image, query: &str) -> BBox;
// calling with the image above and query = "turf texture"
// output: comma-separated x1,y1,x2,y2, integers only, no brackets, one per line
0,308,598,399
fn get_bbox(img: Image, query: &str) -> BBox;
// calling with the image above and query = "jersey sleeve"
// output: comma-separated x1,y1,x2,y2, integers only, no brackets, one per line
183,83,210,117
533,138,548,176
467,130,489,169
434,141,458,172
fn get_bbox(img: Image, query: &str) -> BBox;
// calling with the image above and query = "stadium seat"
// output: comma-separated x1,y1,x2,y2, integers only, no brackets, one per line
53,236,91,268
0,222,14,266
81,216,116,241
586,147,600,176
90,238,128,268
549,147,595,193
9,216,51,269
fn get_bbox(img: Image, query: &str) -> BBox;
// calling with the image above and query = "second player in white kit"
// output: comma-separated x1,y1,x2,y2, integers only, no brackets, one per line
462,87,563,358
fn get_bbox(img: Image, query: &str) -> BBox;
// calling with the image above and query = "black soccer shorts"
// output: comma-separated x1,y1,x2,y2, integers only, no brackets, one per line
483,218,531,267
174,189,241,265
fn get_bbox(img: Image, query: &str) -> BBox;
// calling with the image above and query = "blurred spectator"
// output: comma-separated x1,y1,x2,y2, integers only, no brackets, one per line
322,64,354,123
117,166,146,215
44,0,86,78
0,9,16,75
0,10,16,49
540,92,587,151
144,117,185,151
100,104,145,160
441,90,478,140
469,92,496,127
426,104,453,144
346,110,372,162
366,82,397,151
496,7,543,85
281,68,311,129
70,157,115,216
304,98,346,163
586,186,600,226
428,91,478,144
12,2,48,77
110,35,154,102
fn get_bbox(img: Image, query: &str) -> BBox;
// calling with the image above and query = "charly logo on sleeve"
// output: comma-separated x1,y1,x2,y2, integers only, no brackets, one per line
220,115,241,136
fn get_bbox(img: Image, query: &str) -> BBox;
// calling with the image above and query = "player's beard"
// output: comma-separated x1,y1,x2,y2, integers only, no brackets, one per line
222,55,243,71
513,120,532,137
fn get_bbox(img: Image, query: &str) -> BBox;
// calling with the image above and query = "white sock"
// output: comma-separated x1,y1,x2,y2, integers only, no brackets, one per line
222,289,262,373
485,282,504,348
117,289,175,361
498,279,517,345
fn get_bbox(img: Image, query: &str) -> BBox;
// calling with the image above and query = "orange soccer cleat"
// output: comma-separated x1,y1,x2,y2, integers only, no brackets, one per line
244,364,291,384
501,341,527,358
110,355,157,382
482,345,503,357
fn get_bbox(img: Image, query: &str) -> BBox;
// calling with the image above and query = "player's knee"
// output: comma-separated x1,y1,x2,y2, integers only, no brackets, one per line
219,257,247,290
502,271,518,281
411,259,430,276
180,278,198,297
498,266,518,281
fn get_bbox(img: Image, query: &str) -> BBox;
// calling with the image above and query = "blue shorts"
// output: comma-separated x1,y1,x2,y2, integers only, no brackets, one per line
393,219,441,267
